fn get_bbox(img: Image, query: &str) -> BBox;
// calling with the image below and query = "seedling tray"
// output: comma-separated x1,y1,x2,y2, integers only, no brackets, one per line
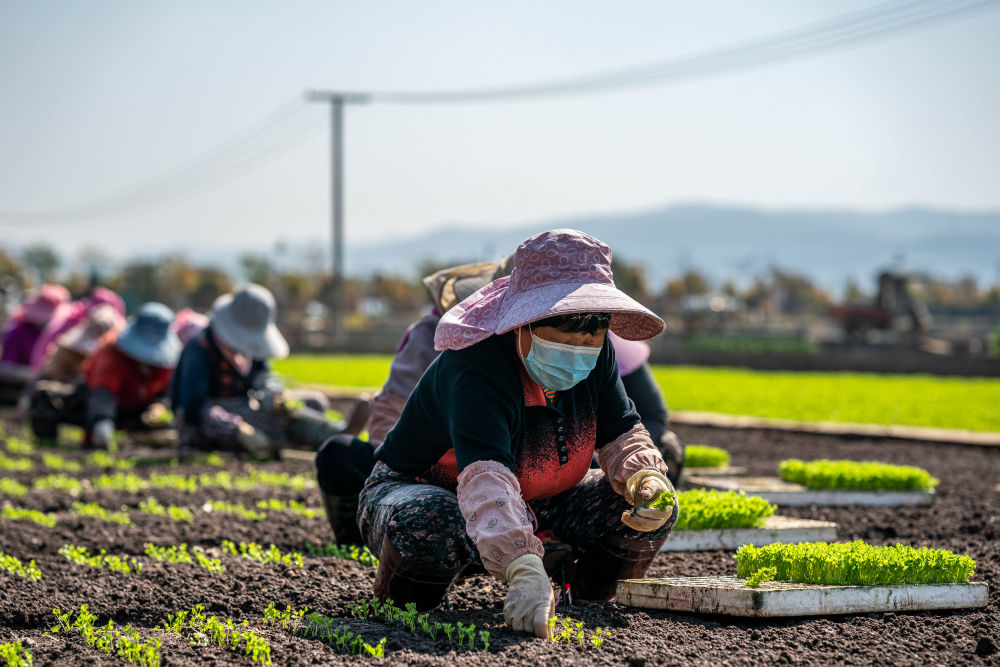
616,576,988,617
682,465,747,479
661,516,837,552
686,476,934,506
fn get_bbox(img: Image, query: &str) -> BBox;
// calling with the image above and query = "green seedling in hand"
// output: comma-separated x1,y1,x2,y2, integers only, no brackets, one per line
647,489,676,511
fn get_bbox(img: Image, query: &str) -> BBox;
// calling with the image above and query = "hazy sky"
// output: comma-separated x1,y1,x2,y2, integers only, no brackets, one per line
1,1,998,268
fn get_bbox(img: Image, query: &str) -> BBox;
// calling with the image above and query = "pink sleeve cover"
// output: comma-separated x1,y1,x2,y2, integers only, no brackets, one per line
456,460,544,580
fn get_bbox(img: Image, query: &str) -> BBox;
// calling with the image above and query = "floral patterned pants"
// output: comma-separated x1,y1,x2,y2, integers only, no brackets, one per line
358,461,675,600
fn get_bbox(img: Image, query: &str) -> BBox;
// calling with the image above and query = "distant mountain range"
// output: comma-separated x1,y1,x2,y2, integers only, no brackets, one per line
346,203,1000,292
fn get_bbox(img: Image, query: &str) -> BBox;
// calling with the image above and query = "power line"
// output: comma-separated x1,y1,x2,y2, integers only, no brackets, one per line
0,0,994,224
364,0,998,103
0,98,322,223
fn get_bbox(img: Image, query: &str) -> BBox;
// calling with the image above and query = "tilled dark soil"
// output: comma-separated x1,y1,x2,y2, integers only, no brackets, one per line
0,422,997,666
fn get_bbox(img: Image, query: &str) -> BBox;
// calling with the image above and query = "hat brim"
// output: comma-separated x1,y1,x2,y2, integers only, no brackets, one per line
211,295,289,360
435,277,664,351
495,281,664,340
115,329,182,368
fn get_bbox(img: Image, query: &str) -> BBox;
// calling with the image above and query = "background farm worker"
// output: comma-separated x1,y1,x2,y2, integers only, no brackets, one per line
315,261,499,544
0,284,70,405
170,308,209,346
28,286,125,374
38,304,124,383
170,284,345,457
27,304,124,437
357,229,677,636
80,302,180,448
609,331,685,482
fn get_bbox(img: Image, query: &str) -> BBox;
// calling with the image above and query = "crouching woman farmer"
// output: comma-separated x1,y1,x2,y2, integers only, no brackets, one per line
359,229,678,638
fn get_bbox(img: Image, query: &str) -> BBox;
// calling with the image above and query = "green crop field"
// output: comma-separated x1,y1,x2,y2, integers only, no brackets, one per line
273,356,1000,432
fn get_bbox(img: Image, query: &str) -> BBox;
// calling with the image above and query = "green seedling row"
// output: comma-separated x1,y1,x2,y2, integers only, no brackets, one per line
350,597,487,652
146,470,315,494
0,641,33,667
91,472,146,493
735,541,976,586
5,437,36,456
144,543,224,574
71,501,132,525
32,474,83,493
673,489,776,531
0,478,28,498
138,497,194,522
158,604,271,665
778,459,939,491
204,500,266,521
304,542,379,567
684,445,731,468
547,616,610,648
18,469,315,500
300,610,386,658
0,454,33,472
51,604,161,667
59,544,142,575
84,450,137,470
0,549,42,581
262,603,307,631
255,498,322,518
2,505,58,527
221,540,303,567
41,453,82,472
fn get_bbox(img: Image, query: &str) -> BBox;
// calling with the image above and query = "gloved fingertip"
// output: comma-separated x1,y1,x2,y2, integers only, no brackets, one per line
533,612,550,639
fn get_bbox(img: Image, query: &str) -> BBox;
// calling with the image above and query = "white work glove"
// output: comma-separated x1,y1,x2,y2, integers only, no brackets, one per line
621,469,675,532
140,403,169,427
91,419,115,448
504,554,555,639
236,422,271,453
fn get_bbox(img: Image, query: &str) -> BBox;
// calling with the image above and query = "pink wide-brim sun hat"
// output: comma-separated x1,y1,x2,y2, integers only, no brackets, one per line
15,284,71,326
435,229,664,351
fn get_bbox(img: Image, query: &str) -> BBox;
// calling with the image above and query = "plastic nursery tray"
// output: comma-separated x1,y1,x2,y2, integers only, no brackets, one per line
681,465,747,479
616,576,988,617
686,476,935,506
661,516,838,552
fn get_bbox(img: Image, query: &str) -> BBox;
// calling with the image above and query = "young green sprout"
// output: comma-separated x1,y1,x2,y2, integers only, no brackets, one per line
0,640,33,667
743,566,777,587
648,489,676,512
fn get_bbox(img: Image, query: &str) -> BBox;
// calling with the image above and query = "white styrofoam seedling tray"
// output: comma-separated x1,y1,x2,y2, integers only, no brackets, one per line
682,465,747,479
616,576,988,617
661,515,838,552
686,476,935,506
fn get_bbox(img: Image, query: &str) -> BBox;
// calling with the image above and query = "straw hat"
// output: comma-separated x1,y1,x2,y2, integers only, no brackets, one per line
422,262,500,314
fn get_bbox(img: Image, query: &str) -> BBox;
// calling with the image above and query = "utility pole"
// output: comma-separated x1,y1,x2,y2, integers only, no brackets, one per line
304,90,370,344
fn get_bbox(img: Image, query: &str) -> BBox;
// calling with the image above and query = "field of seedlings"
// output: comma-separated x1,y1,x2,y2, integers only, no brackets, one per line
273,356,1000,432
1,419,998,665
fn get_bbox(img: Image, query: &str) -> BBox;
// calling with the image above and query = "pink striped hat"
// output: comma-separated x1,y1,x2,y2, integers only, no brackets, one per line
434,229,664,351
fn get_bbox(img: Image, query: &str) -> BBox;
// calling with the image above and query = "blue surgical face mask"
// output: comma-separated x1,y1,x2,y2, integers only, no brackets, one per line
521,326,601,391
